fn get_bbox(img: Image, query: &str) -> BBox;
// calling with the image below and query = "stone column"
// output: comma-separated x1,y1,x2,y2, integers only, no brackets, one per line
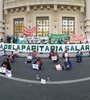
0,0,4,31
85,0,90,39
0,0,4,39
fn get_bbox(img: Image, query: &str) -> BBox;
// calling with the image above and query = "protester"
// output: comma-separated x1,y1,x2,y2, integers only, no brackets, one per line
62,57,72,70
7,36,11,43
0,39,4,43
52,52,59,62
49,50,55,59
76,49,83,62
32,57,42,70
8,52,15,63
62,50,69,59
0,58,12,77
32,50,37,58
31,50,37,63
35,57,42,70
85,40,89,44
25,52,32,63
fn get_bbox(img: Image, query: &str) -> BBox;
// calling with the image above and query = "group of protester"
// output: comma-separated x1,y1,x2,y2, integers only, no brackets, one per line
25,51,42,70
0,48,83,77
49,49,83,71
26,48,83,71
49,50,71,70
0,49,19,77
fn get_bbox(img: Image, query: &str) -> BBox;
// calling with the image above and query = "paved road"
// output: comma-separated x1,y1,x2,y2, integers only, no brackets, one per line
0,56,90,100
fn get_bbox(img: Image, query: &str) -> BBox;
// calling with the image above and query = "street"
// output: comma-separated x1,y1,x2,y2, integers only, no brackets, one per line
0,56,90,100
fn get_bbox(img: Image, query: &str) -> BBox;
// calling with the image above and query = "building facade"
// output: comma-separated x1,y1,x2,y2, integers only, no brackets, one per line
0,0,90,42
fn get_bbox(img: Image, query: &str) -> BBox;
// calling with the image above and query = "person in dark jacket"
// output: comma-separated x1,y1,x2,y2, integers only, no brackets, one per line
63,57,72,70
1,58,11,71
76,49,83,62
0,58,12,77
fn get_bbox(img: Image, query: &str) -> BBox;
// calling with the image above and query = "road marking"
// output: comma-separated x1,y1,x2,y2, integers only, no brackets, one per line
0,74,90,85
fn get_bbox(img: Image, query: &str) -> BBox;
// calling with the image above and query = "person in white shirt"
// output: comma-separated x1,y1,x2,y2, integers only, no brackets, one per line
62,50,69,58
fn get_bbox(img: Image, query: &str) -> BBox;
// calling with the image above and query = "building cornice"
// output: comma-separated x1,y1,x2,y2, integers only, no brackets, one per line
4,0,85,9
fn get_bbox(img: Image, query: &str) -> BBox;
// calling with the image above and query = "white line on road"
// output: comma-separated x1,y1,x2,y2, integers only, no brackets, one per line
0,74,90,85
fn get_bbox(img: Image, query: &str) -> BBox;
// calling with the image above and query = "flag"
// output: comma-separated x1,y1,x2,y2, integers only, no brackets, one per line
30,27,36,36
23,26,36,36
30,27,36,33
23,26,31,36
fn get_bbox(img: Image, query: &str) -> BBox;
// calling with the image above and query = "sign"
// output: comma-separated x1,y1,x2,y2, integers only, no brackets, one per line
48,33,70,44
41,79,46,84
0,43,90,53
52,56,57,61
32,64,39,70
55,64,62,71
70,33,84,43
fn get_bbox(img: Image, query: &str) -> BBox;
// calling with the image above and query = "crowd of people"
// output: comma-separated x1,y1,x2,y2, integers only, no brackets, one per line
0,48,86,77
0,36,90,79
25,50,42,70
49,50,72,70
1,35,90,44
49,49,84,71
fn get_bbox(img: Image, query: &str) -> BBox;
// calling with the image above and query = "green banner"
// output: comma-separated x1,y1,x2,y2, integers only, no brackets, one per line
48,33,70,44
